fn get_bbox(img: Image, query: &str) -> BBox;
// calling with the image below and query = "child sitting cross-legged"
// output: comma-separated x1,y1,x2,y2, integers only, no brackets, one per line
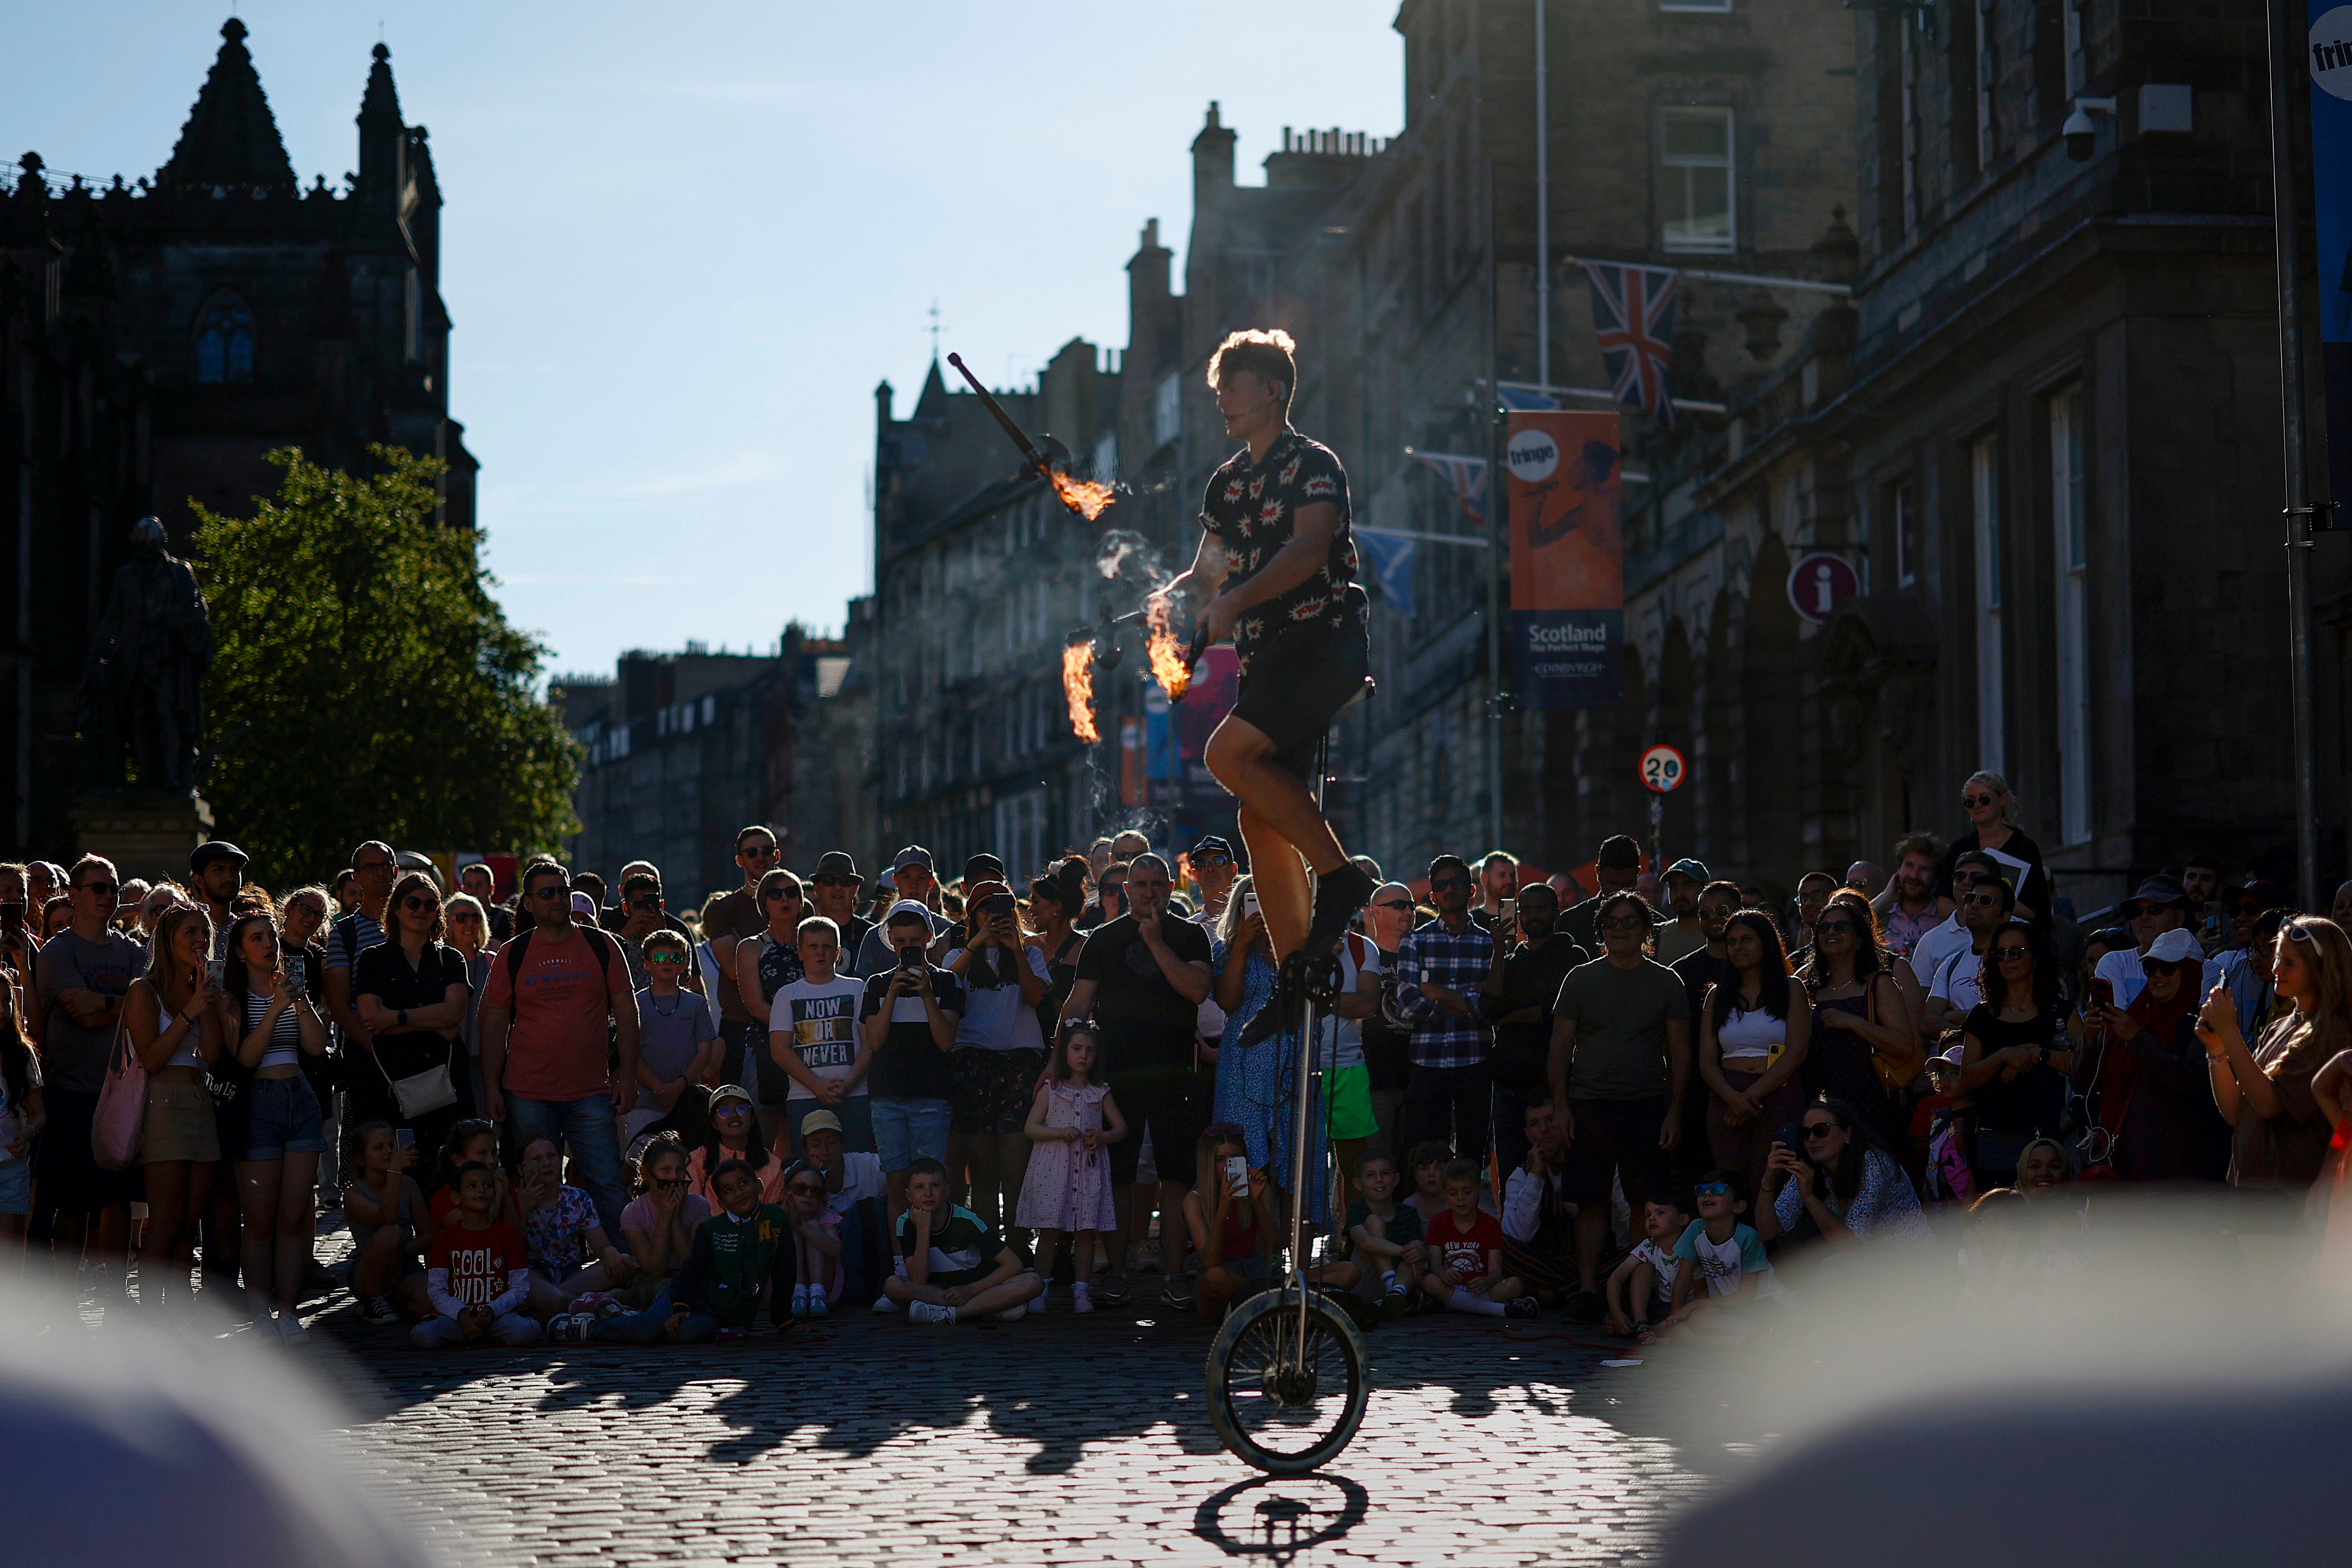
1661,1168,1788,1340
593,1157,795,1343
1309,1149,1423,1323
1603,1191,1690,1344
1183,1122,1270,1322
781,1158,843,1317
409,1161,541,1348
1417,1158,1539,1319
345,1120,432,1326
882,1157,1043,1325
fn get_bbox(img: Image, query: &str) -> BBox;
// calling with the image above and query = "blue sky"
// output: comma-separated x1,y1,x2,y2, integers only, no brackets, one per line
6,3,1404,679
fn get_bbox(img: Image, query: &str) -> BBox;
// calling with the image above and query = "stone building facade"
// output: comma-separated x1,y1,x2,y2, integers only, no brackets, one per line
0,18,474,860
1587,0,2348,910
556,628,851,908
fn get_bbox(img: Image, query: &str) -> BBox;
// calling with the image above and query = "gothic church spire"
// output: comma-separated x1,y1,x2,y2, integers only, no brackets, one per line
156,18,298,192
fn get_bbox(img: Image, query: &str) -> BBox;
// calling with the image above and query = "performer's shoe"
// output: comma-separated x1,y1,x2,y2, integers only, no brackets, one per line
1301,863,1375,961
1232,971,1304,1055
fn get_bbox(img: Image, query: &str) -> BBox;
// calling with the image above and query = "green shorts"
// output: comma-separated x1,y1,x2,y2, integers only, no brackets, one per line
1324,1063,1376,1141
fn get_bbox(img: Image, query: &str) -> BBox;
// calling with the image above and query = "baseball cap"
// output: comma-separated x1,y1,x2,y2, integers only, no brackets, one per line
798,1109,844,1139
2230,878,2291,911
815,850,859,876
1191,835,1237,864
2144,929,2203,965
892,846,935,874
963,853,1006,885
885,898,933,925
570,891,598,918
190,840,248,874
2122,875,2191,916
1663,858,1711,884
1931,1043,1966,1072
710,1084,754,1109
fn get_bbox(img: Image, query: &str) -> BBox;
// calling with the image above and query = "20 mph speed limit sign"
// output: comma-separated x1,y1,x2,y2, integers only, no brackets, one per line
1639,743,1687,794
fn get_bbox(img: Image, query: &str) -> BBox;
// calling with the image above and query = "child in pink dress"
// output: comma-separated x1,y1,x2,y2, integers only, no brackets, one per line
1015,1023,1126,1312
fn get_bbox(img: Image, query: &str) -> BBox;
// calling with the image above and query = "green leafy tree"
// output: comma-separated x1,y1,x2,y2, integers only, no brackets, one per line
192,446,581,886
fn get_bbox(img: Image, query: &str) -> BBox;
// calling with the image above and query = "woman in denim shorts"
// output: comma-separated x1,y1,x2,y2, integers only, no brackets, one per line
219,910,331,1340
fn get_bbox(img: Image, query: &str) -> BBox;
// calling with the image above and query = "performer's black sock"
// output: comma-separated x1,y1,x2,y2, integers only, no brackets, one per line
1301,863,1375,961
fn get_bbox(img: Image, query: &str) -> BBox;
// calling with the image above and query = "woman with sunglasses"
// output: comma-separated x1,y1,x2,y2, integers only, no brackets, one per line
944,880,1050,1232
734,868,808,1144
217,909,330,1338
688,1084,789,1206
1957,920,2079,1192
1027,861,1089,1047
2196,916,2348,1196
1796,892,1917,1155
350,872,473,1180
1938,770,2048,922
1757,1095,1929,1250
1696,910,1811,1197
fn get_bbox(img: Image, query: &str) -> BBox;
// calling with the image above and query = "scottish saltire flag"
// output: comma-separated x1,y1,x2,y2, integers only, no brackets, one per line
1408,449,1488,526
1497,384,1560,411
1355,528,1418,619
1587,262,1679,427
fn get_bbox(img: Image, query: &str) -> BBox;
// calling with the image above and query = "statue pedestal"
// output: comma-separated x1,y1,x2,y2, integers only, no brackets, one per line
69,792,215,885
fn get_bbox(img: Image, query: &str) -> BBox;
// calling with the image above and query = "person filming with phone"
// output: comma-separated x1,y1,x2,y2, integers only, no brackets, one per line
858,901,965,1223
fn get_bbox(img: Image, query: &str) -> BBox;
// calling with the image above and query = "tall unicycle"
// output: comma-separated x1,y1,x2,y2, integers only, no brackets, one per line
1205,731,1369,1474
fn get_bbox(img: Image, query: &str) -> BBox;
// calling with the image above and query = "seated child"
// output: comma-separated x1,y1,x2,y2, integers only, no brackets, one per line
1603,1192,1690,1343
1402,1139,1492,1228
1662,1169,1787,1337
1417,1158,1539,1318
593,1157,795,1343
1182,1122,1268,1323
881,1157,1042,1325
614,1132,710,1311
782,1158,843,1317
1312,1149,1422,1320
517,1134,638,1317
345,1119,432,1326
410,1162,541,1348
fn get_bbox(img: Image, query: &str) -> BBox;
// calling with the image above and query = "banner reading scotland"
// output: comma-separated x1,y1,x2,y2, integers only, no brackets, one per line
1505,410,1624,706
2312,6,2352,514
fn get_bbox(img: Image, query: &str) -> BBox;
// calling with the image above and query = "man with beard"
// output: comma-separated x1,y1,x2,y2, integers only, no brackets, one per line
1475,881,1588,1174
1871,834,1950,961
1653,859,1711,964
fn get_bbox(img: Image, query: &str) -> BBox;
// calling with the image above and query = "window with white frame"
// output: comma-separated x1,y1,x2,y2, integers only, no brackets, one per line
1660,107,1735,252
2050,386,2091,845
1970,435,2004,776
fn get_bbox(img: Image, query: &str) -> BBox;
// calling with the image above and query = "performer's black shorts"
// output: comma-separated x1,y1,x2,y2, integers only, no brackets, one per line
1228,621,1369,778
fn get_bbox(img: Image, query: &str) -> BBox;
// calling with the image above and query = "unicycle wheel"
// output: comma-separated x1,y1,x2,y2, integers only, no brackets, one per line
1204,1288,1368,1474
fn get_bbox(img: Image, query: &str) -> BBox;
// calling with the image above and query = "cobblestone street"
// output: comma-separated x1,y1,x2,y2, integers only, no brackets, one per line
324,1303,1722,1567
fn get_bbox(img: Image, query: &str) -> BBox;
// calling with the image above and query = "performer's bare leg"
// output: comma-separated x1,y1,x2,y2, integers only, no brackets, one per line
1208,716,1349,963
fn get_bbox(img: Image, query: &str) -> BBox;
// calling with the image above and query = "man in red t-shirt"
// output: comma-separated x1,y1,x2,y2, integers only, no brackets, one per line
479,856,641,1240
411,1163,540,1346
1417,1158,1537,1318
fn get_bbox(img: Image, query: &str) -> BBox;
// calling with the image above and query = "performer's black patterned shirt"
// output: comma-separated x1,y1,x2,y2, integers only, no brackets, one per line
1199,428,1366,678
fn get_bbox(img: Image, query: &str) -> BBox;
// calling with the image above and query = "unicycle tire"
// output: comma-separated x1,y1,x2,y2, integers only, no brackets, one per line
1204,1287,1369,1474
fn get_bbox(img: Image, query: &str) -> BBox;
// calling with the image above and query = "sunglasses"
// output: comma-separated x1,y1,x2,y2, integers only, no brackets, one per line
712,1100,751,1115
2140,958,2187,976
1992,945,2032,962
1802,1122,1840,1140
1194,854,1233,870
1598,915,1649,933
531,884,571,900
1963,892,2005,908
1693,1181,1731,1198
402,896,440,913
2285,923,2317,945
645,952,687,966
763,887,803,902
740,843,779,860
76,879,118,898
812,874,859,888
1373,899,1413,912
1814,918,1856,935
1963,793,1997,808
1430,875,1471,890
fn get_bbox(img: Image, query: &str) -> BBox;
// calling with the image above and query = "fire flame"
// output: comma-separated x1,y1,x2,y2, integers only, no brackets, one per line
1061,640,1100,744
1044,468,1117,522
1143,594,1192,701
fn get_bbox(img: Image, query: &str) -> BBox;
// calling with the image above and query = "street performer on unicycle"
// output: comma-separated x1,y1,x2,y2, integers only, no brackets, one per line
1167,329,1376,996
1167,328,1375,1473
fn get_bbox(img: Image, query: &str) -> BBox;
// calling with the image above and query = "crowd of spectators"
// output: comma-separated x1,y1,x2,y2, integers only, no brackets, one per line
5,771,2351,1349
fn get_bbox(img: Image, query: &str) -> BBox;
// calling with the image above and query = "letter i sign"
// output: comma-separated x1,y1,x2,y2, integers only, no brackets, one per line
1639,743,1687,794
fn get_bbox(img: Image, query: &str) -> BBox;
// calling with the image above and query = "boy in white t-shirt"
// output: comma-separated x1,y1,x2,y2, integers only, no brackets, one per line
1663,1168,1787,1337
1604,1192,1689,1343
769,916,876,1156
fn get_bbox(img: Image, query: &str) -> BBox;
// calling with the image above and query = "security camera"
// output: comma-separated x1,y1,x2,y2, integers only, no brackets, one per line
2063,97,2115,163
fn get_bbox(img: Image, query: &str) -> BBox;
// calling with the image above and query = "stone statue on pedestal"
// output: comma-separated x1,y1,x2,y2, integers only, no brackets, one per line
83,516,212,793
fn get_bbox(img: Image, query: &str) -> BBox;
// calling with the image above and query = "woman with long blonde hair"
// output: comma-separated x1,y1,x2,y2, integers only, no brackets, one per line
125,904,226,1310
2197,915,2348,1195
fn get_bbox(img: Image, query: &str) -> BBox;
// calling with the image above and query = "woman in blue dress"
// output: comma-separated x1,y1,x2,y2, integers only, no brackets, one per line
1210,876,1329,1232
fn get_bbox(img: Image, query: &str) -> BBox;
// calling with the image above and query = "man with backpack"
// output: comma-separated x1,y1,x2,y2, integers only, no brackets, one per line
477,856,642,1238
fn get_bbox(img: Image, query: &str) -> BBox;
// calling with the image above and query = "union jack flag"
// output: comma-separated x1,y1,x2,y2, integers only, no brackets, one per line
1407,449,1487,526
1587,262,1679,428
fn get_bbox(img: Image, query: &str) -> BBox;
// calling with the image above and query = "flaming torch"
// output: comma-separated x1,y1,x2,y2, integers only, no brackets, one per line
1142,593,1192,701
945,352,1117,521
1061,634,1100,744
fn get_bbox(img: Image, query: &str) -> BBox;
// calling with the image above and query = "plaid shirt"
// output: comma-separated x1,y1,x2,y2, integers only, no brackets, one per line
1390,915,1495,1069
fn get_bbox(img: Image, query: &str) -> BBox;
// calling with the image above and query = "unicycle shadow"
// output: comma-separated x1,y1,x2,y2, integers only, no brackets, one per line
1190,1472,1369,1562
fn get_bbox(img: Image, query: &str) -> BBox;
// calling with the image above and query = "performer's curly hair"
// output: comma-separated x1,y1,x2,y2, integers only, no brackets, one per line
1208,328,1297,413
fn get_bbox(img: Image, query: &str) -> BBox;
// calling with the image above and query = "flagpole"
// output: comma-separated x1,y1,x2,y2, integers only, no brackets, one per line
1535,0,1550,393
1486,156,1506,853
